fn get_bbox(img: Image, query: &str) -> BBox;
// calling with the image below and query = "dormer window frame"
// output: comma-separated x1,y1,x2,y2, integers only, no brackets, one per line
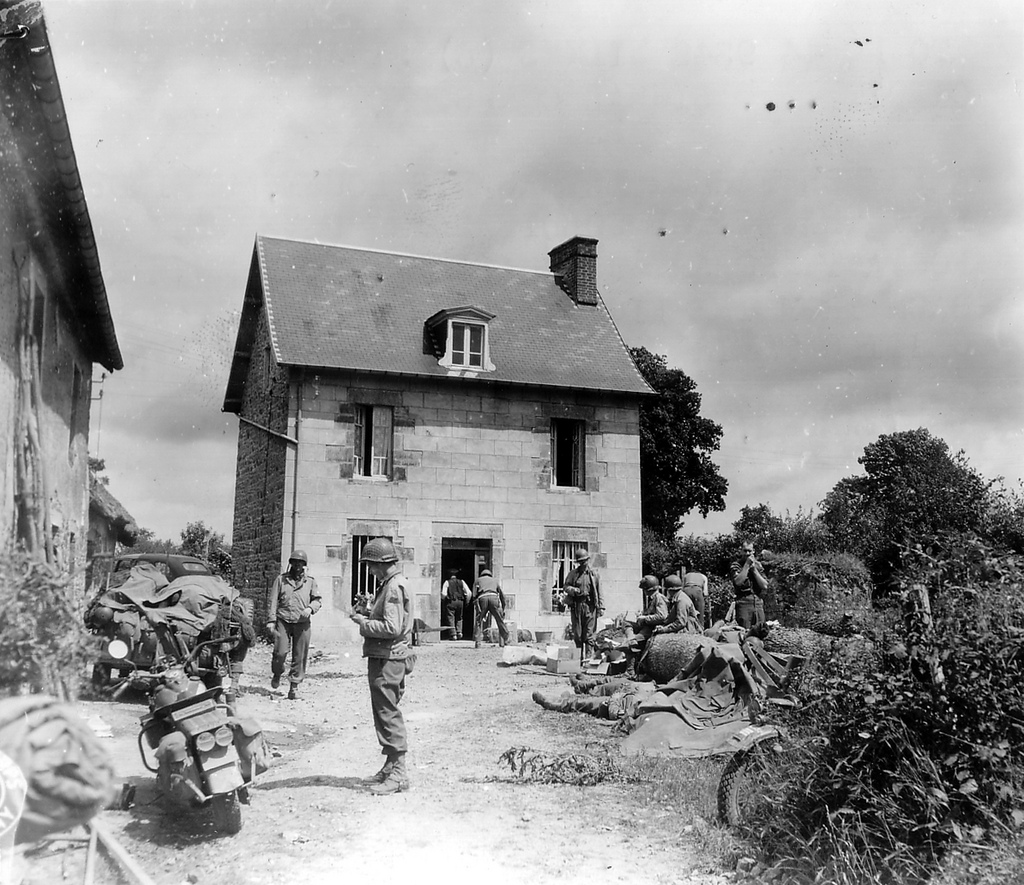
426,306,496,373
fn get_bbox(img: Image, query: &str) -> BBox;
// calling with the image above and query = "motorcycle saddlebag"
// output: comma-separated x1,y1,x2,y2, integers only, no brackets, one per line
229,717,270,781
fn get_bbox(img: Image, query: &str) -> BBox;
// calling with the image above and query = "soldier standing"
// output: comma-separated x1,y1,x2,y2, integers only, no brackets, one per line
265,550,321,700
562,550,603,662
349,538,414,795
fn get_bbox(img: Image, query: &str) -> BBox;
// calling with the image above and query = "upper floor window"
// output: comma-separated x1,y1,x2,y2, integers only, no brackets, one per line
450,321,484,368
551,418,585,488
354,405,393,478
425,307,496,372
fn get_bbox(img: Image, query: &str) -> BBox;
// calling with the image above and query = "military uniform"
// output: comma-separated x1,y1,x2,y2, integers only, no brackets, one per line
358,565,414,760
267,562,321,695
472,570,509,647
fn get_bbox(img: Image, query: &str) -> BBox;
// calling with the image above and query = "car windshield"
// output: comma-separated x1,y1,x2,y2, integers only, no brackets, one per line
181,562,208,572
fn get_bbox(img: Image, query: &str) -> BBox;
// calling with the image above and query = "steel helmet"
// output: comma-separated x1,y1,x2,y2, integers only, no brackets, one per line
574,549,591,563
638,574,659,590
663,574,683,589
289,550,308,564
359,538,399,563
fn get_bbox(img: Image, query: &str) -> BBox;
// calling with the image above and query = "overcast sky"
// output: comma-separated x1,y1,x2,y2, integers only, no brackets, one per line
44,0,1023,544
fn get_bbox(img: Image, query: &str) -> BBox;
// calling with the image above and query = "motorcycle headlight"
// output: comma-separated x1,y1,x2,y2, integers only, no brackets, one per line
215,725,234,747
195,731,216,753
106,639,130,660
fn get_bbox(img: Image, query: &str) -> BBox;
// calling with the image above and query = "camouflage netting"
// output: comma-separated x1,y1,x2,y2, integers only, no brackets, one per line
643,632,710,684
765,551,874,635
761,625,834,661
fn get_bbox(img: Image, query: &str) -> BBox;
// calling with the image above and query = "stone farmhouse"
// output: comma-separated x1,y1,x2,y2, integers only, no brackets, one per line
223,234,653,641
0,10,122,585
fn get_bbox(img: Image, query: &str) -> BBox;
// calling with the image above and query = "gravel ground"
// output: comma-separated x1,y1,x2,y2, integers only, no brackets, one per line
17,638,739,885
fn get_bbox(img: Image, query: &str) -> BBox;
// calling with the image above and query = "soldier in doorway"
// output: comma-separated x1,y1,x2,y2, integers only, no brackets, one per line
441,569,470,640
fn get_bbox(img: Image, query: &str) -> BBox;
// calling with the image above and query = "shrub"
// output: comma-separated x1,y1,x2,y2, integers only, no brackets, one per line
0,547,91,700
752,534,1024,882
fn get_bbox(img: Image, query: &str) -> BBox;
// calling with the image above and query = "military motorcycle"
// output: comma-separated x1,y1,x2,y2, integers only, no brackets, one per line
106,627,268,834
85,562,253,693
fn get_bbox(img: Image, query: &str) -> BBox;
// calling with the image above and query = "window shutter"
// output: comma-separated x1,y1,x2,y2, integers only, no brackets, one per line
571,421,582,488
353,406,365,475
371,406,393,476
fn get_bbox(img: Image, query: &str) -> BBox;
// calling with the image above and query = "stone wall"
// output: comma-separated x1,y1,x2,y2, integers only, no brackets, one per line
240,369,644,641
230,310,290,623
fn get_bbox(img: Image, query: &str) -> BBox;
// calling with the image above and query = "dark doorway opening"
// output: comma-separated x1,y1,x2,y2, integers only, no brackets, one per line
440,538,491,640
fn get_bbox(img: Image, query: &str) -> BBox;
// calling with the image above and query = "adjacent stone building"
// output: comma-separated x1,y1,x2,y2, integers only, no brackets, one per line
223,235,652,640
0,10,122,584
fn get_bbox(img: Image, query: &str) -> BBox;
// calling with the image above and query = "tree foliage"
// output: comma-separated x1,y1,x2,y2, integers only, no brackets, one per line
180,520,233,580
820,428,991,591
630,346,727,540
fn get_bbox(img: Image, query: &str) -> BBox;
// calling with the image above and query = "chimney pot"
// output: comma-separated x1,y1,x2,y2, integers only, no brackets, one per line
548,236,598,306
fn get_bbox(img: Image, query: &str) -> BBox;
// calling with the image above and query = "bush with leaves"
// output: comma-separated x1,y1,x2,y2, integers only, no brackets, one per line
0,548,91,700
755,534,1024,882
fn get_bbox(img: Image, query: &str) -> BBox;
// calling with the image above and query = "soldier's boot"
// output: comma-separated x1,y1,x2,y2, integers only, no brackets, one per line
370,753,410,795
361,753,395,786
531,690,578,712
287,683,299,700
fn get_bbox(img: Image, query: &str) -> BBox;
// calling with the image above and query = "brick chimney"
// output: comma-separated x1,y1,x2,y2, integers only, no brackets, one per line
548,236,598,306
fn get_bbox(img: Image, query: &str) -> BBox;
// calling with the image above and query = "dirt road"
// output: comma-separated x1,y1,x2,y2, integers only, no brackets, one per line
22,639,738,885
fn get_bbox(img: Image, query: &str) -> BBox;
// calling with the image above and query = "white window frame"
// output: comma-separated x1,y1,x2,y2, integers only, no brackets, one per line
353,405,393,479
428,307,496,373
448,320,486,369
548,540,586,613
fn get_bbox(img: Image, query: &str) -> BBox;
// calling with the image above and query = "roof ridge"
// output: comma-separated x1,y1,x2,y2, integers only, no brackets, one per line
256,233,552,278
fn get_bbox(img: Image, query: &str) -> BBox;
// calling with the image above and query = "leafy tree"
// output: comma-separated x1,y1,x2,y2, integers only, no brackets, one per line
820,428,991,592
180,521,232,580
88,457,109,486
125,527,176,555
630,346,727,540
733,503,833,556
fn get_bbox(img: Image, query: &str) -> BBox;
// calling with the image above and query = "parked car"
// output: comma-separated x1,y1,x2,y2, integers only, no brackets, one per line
86,554,252,691
108,553,213,586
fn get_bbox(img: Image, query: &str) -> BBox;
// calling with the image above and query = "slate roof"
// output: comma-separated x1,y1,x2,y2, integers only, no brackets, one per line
223,235,652,411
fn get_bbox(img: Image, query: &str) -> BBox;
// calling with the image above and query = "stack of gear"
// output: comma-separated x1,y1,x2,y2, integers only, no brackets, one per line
619,632,803,757
583,621,635,674
0,695,115,843
85,564,253,676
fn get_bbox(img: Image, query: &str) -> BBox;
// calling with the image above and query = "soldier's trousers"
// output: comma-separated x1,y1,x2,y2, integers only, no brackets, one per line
272,620,311,685
367,657,410,756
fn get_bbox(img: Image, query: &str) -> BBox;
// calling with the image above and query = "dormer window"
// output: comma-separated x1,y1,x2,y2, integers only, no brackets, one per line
425,307,496,373
451,321,484,368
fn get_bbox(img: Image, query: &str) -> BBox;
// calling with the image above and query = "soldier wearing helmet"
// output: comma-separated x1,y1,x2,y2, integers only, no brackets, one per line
622,575,669,676
266,548,322,700
631,575,668,635
471,567,509,649
653,573,702,636
350,537,414,795
561,549,603,662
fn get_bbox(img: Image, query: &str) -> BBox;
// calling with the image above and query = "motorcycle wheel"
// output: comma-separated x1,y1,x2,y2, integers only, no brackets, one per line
717,740,780,828
211,791,243,834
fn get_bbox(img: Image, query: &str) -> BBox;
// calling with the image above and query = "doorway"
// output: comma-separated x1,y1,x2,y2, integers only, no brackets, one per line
440,537,491,640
